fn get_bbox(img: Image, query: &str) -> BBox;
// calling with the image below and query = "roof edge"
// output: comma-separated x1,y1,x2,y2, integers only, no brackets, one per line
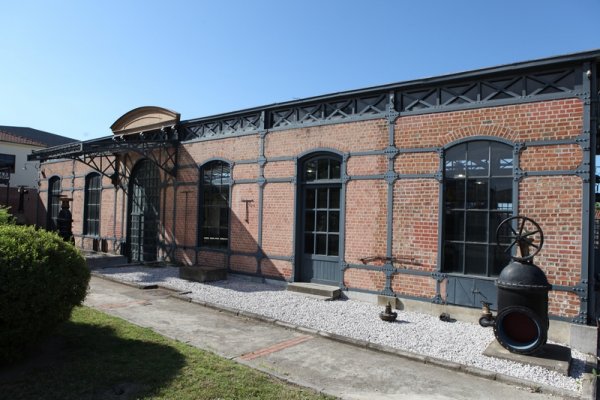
181,49,600,125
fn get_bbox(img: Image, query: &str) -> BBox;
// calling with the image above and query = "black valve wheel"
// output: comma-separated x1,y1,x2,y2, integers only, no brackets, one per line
495,216,544,262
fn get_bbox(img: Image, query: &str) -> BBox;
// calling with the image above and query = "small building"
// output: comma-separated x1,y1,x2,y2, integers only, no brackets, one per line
0,125,75,224
29,50,599,349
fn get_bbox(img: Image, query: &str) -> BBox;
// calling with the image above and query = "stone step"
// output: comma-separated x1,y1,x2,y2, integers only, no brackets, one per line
286,282,341,300
179,266,227,283
84,251,128,270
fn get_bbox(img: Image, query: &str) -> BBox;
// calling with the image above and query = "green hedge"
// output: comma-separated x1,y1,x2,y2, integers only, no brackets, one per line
0,225,90,364
0,206,15,225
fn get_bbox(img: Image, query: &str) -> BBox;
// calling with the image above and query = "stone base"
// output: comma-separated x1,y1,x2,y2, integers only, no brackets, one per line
179,266,227,282
84,252,128,269
377,295,400,309
287,282,341,300
483,340,571,375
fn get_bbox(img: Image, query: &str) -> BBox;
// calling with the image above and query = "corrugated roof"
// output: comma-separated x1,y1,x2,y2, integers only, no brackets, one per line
0,125,76,147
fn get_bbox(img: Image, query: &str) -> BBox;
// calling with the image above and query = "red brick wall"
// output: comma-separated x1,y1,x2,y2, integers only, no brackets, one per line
230,255,257,274
264,161,295,178
233,164,258,180
265,120,388,157
347,155,387,176
36,96,588,319
261,259,292,280
520,144,582,171
0,187,40,226
344,269,385,292
391,274,436,299
519,176,582,317
344,180,387,264
392,179,438,272
262,183,294,256
183,136,258,163
394,152,438,175
395,98,582,148
230,184,259,254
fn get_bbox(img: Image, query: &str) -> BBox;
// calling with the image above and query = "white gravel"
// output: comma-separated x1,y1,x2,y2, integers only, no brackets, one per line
98,266,586,393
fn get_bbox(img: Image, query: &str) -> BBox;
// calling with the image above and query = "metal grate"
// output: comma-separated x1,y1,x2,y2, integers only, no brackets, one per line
271,94,387,129
128,160,160,262
182,112,262,141
397,67,580,113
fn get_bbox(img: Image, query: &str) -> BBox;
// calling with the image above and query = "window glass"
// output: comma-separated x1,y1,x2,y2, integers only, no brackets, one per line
84,173,102,236
302,155,342,258
305,160,317,181
491,142,513,176
48,177,61,231
330,161,341,179
317,159,329,180
200,161,230,248
490,178,512,210
442,141,513,277
445,179,465,209
466,141,489,177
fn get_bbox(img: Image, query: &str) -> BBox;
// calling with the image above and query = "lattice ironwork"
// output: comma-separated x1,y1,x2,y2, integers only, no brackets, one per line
397,67,582,113
182,112,262,141
29,128,179,180
271,93,387,128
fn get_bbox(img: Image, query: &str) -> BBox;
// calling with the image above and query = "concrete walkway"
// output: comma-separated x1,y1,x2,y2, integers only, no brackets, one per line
85,276,560,400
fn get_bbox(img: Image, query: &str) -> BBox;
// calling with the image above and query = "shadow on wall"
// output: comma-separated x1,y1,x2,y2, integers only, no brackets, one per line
168,146,291,283
0,187,43,226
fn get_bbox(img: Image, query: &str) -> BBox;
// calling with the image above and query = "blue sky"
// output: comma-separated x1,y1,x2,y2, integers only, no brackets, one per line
1,0,599,141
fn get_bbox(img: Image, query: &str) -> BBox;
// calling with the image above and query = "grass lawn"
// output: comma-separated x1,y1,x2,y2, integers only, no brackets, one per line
0,306,334,400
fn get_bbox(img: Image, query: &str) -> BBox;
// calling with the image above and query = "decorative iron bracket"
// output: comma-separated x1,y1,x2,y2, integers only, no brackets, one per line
384,146,399,160
575,133,591,151
431,272,448,282
74,153,122,187
112,136,178,178
514,167,527,181
384,171,398,184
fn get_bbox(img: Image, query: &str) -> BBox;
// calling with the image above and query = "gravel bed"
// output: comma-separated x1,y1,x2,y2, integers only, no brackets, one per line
98,266,586,393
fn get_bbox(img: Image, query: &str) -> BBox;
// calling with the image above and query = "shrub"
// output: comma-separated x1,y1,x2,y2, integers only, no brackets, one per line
0,225,90,364
0,206,15,225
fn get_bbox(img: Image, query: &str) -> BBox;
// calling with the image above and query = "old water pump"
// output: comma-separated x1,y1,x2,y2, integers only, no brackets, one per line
479,216,551,355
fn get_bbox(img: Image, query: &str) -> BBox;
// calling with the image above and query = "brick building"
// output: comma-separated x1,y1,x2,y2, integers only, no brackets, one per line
29,50,599,343
0,126,75,224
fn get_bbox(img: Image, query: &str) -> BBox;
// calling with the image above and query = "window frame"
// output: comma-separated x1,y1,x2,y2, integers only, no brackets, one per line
301,154,342,258
83,172,102,236
47,176,61,231
441,140,515,277
198,160,231,250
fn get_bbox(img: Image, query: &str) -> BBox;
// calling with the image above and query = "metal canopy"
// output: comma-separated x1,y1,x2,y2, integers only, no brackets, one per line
28,128,179,183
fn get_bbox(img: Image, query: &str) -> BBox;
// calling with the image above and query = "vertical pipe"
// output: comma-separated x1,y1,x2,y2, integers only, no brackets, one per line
338,154,348,287
434,147,445,303
577,62,596,324
291,156,298,282
589,62,598,322
383,91,398,296
256,111,267,276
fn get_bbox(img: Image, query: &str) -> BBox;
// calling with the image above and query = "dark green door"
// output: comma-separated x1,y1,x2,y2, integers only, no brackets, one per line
299,155,342,285
128,159,160,263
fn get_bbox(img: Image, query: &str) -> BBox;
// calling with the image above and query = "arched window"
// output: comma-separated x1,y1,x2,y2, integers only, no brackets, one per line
84,173,102,236
199,161,231,249
47,176,61,231
443,141,514,276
